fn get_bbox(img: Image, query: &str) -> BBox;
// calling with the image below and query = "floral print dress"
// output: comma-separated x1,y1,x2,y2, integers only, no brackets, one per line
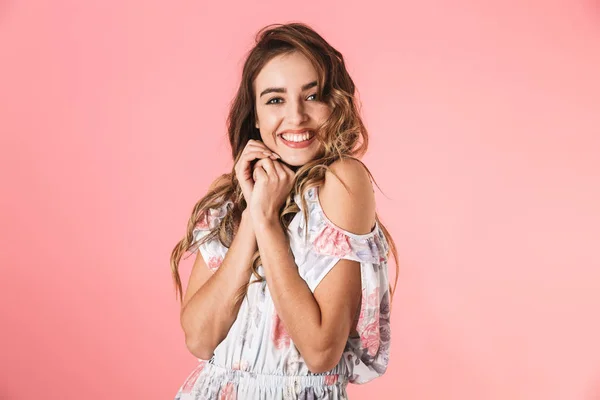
174,186,391,400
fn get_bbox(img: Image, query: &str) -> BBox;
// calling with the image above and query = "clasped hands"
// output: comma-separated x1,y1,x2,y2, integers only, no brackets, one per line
234,139,295,225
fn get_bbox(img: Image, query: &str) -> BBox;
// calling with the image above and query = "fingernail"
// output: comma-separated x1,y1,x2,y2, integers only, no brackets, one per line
273,153,281,159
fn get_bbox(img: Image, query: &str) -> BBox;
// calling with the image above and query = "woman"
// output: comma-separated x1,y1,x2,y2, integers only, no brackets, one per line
171,22,398,399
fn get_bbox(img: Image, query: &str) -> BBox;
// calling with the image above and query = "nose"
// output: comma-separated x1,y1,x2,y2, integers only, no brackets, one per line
286,99,309,125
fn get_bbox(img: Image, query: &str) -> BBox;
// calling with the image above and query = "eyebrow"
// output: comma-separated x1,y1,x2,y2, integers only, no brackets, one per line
259,80,318,98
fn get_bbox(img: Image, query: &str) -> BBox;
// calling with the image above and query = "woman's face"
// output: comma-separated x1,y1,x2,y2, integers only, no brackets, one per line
254,51,332,167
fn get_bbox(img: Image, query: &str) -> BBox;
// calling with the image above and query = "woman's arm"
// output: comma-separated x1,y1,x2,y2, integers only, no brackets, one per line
180,209,256,359
253,159,374,373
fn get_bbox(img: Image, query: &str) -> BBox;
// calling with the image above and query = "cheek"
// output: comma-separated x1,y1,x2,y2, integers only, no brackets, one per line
260,133,277,148
315,105,332,122
257,111,282,144
257,109,280,129
258,124,278,147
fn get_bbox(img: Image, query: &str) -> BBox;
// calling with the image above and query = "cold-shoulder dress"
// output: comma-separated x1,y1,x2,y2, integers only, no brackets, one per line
174,186,391,399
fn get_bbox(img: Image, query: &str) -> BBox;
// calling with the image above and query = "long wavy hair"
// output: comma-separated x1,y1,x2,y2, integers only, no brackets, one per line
170,22,399,313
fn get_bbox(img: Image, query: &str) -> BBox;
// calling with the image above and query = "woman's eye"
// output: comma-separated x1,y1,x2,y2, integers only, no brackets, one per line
266,94,318,105
267,97,283,105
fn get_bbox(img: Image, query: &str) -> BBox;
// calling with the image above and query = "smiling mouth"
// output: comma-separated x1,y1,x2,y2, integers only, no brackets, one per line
277,130,315,142
278,130,317,149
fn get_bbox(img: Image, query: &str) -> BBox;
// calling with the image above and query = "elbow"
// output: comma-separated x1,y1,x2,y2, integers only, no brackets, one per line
306,356,340,374
306,361,337,375
185,335,215,360
303,346,343,374
181,313,219,359
183,323,218,360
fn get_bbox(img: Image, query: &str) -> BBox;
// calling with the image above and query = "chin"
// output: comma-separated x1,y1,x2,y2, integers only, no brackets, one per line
279,153,317,168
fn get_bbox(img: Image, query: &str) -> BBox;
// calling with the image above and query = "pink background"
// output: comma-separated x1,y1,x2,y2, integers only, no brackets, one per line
1,1,600,399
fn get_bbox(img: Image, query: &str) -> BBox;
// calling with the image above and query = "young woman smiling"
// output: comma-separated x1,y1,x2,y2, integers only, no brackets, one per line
171,22,398,400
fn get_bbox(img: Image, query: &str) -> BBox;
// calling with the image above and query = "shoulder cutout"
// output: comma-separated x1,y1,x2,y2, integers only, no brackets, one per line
319,158,376,235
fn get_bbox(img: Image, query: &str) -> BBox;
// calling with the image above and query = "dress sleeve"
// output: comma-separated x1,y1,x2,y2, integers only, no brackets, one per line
289,187,392,384
189,199,233,273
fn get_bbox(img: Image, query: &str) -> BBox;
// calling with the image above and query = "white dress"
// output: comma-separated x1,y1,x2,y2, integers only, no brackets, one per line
174,186,391,399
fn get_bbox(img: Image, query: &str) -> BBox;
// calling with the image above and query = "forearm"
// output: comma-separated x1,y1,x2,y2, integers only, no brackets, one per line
254,217,332,367
181,210,257,358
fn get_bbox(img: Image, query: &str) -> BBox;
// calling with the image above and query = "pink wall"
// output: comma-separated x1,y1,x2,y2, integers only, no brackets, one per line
1,1,599,399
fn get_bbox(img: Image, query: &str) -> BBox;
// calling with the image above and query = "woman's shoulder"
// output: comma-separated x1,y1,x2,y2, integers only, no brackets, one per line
294,158,376,231
320,158,376,234
292,186,387,264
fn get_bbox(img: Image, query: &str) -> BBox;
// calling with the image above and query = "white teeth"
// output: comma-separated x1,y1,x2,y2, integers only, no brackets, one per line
281,131,312,142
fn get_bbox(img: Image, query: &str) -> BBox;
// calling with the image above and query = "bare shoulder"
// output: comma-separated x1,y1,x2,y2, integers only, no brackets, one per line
319,158,376,235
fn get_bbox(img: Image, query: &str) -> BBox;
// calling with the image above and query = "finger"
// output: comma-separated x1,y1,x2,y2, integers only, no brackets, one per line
245,140,271,152
237,153,277,178
236,154,267,182
271,159,288,180
253,165,267,181
255,158,277,179
244,141,268,150
241,150,277,161
236,151,262,174
245,140,280,158
242,148,279,162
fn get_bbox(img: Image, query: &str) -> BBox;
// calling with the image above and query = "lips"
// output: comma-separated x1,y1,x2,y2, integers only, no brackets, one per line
278,130,317,149
277,129,315,138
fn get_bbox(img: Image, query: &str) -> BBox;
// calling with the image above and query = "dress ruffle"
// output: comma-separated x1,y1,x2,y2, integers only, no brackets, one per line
293,187,389,263
189,199,233,256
